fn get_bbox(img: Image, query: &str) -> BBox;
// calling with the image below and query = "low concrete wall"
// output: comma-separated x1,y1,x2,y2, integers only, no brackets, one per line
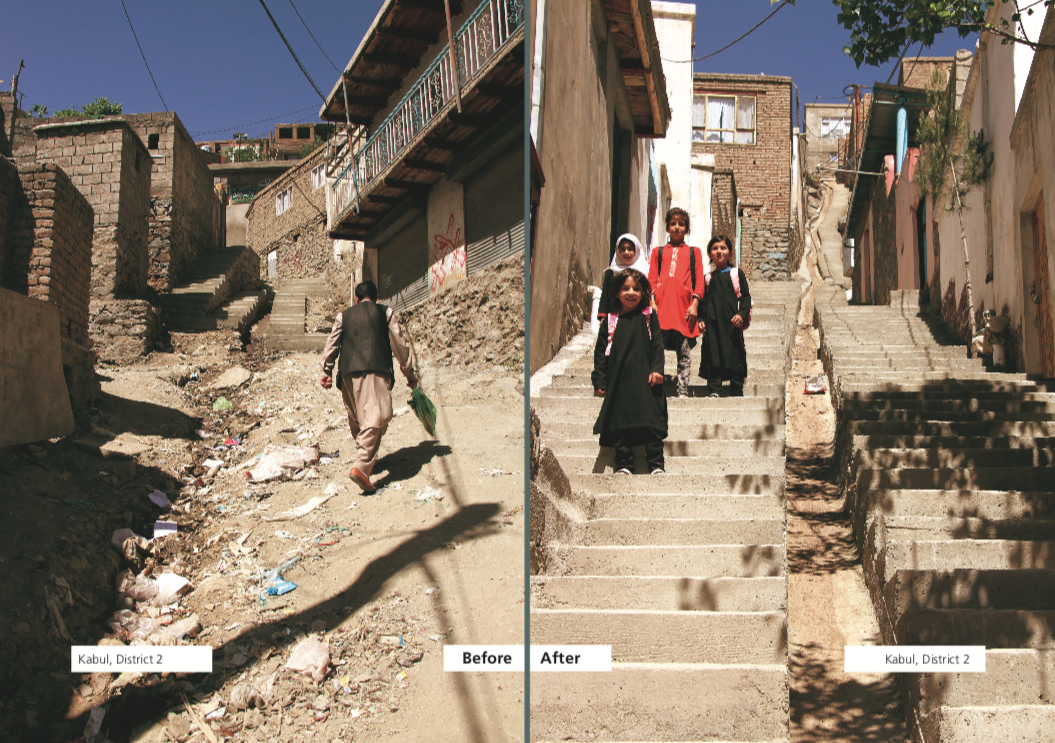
0,287,74,446
227,203,249,247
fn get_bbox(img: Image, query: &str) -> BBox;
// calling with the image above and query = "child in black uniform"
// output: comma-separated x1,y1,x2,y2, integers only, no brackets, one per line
698,235,751,397
592,269,667,474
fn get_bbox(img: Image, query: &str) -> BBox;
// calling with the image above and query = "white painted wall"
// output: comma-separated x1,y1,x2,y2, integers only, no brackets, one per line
651,2,695,217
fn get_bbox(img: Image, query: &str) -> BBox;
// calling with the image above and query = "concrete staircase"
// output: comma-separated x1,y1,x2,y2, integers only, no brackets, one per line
156,245,264,333
265,277,329,352
816,287,1055,742
531,280,802,742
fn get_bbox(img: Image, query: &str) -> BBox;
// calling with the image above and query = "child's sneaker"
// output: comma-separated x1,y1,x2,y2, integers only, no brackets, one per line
650,467,665,475
615,468,632,475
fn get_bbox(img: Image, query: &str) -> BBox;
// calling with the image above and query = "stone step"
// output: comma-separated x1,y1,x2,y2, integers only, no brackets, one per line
885,516,1055,542
535,381,788,398
265,334,328,352
530,664,789,742
550,438,786,458
567,472,784,495
843,397,1055,412
557,544,784,577
534,394,783,410
856,446,1055,470
844,388,1053,401
562,453,785,476
919,703,1055,743
886,569,1055,614
568,517,785,546
531,575,786,612
540,422,786,442
848,420,1055,438
531,609,786,664
897,608,1055,649
863,489,1055,521
858,466,1055,492
541,407,785,428
587,493,785,520
850,409,1055,423
880,540,1055,585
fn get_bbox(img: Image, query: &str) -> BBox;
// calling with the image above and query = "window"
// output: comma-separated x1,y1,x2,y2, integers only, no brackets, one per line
692,94,755,144
311,163,325,191
297,127,311,139
821,117,850,139
147,133,160,150
275,186,292,215
278,127,293,139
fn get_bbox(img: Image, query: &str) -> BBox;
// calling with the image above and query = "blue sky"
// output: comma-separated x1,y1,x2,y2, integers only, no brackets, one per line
2,1,976,141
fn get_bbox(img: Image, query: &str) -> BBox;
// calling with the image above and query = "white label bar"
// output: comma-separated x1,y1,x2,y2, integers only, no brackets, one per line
845,646,986,673
444,645,524,671
72,646,213,673
531,645,611,672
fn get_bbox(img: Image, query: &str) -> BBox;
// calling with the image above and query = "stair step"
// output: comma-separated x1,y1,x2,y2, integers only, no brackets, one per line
569,517,785,546
532,575,786,612
557,544,784,577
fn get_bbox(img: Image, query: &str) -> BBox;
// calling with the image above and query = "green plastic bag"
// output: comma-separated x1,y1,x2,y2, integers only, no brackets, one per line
213,397,234,412
408,387,437,437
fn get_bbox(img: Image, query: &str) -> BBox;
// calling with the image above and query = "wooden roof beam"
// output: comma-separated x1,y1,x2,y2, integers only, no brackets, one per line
375,26,439,44
402,158,446,173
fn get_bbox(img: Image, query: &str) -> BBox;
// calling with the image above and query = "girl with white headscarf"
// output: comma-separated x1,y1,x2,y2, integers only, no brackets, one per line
598,233,655,318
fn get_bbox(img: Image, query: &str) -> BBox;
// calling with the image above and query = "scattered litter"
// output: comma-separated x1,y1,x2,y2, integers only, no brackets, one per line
393,406,409,417
262,493,335,522
204,707,226,721
324,483,342,496
224,622,240,631
229,683,265,711
265,579,297,596
161,614,201,641
416,486,443,502
153,521,177,539
121,574,159,602
212,397,234,412
396,670,407,680
380,635,401,646
246,444,320,483
202,458,225,469
274,530,295,539
285,638,331,682
804,374,828,395
111,528,136,550
147,490,172,508
152,572,191,605
480,467,508,477
429,634,441,642
222,437,240,447
424,587,439,595
83,706,106,743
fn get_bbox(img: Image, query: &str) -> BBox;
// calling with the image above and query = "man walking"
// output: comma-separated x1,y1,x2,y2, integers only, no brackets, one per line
320,280,418,493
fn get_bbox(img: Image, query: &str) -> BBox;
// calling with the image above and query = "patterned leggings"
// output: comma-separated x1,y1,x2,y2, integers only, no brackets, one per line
664,330,692,397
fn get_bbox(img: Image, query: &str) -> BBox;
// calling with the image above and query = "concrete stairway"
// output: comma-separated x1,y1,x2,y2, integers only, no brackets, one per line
266,277,329,352
816,288,1055,742
156,245,264,333
531,280,802,742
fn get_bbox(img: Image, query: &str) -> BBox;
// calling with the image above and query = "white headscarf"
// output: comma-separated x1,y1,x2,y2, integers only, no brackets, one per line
609,233,650,274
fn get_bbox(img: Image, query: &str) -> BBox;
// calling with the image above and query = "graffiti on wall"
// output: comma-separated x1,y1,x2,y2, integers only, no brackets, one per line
429,212,466,296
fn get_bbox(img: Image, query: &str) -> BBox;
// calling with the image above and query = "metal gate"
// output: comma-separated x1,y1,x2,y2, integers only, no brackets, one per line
464,144,524,275
377,214,429,312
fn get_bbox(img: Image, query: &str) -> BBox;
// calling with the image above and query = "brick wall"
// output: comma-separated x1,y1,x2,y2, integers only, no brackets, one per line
0,156,13,274
245,146,332,280
89,298,162,364
710,168,738,244
33,119,153,300
10,163,94,348
692,74,792,279
0,92,37,160
126,112,225,291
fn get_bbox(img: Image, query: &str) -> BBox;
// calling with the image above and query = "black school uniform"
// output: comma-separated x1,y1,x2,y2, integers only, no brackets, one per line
698,267,750,394
592,309,667,471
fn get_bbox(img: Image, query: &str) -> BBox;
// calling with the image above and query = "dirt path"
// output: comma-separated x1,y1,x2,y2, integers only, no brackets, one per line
785,204,908,742
0,329,524,743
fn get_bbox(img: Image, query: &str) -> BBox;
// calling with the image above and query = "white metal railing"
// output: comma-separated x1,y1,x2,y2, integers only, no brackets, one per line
329,0,524,228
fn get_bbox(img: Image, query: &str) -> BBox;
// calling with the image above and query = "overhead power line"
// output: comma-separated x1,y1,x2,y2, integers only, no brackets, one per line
663,1,790,64
189,105,319,137
288,0,341,73
258,0,326,101
118,0,168,111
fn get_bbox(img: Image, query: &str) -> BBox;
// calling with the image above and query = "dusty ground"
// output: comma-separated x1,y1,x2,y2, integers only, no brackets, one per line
785,205,908,742
0,295,524,742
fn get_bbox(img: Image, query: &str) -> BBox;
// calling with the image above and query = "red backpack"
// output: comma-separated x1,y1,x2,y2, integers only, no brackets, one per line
704,269,753,330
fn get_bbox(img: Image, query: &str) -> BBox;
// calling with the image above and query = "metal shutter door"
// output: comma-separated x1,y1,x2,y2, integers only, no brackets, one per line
377,214,429,312
464,144,524,275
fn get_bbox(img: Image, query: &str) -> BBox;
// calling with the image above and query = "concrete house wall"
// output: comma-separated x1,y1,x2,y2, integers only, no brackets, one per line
529,0,657,372
803,102,849,179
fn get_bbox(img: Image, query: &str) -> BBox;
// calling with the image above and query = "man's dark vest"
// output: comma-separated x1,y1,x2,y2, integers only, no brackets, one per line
336,302,393,384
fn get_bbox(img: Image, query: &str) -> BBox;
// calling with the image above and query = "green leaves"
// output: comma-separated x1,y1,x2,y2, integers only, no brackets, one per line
51,97,123,120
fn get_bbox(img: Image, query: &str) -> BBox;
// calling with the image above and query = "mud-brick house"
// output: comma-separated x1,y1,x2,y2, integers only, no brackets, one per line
321,0,526,311
29,117,162,362
803,102,850,179
124,112,226,292
529,0,670,371
689,73,798,280
246,144,361,282
0,93,96,440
